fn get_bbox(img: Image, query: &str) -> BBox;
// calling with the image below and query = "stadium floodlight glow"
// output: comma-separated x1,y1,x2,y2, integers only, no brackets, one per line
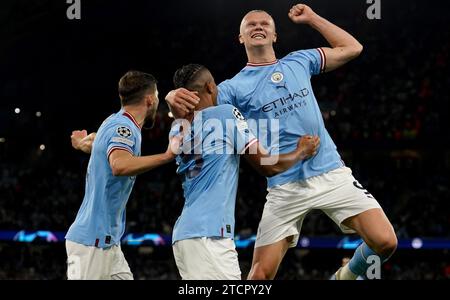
412,238,423,249
338,236,363,249
39,144,46,151
0,138,5,143
122,233,166,246
14,108,21,114
234,235,257,249
36,111,42,117
300,237,310,248
13,230,58,243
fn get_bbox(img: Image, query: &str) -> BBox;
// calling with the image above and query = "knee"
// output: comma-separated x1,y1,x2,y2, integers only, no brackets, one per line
248,263,272,280
373,233,398,258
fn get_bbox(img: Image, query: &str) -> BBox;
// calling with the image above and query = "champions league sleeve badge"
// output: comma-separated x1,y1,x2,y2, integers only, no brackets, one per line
116,126,132,138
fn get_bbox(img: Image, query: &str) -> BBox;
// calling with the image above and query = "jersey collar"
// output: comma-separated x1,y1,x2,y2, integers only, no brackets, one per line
246,60,278,67
122,110,141,130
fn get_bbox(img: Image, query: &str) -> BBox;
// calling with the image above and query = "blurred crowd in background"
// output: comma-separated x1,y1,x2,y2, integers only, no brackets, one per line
0,0,448,279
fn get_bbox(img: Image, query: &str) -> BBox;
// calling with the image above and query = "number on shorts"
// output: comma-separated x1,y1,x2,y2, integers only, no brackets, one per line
353,181,374,199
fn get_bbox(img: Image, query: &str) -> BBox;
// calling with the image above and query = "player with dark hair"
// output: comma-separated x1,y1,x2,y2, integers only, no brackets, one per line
166,4,397,280
169,64,319,279
66,70,179,280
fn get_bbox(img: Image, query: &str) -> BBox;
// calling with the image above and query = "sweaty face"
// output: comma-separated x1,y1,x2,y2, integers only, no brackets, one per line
239,11,277,48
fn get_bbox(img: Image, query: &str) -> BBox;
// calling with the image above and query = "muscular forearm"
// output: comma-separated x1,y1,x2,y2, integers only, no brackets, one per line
310,15,362,49
288,4,362,72
244,136,319,177
262,150,306,177
111,153,173,176
247,150,303,178
303,14,363,72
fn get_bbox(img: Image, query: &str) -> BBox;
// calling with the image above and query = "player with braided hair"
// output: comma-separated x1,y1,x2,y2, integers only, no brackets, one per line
169,64,320,279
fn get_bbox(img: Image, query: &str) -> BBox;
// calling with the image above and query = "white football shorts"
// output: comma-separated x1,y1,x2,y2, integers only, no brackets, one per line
255,166,382,248
172,237,241,280
66,240,133,280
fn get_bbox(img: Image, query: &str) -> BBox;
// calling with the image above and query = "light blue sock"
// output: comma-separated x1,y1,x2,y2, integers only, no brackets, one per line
348,242,386,276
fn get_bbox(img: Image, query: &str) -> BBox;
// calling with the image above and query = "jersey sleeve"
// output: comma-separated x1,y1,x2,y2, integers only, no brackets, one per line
106,124,137,158
223,105,257,154
217,80,236,106
285,48,325,76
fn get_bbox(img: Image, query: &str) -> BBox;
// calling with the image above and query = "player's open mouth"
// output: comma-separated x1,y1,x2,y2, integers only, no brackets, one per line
251,33,266,39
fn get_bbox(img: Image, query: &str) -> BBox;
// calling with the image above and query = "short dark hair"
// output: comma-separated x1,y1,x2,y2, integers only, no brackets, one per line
173,64,206,90
118,70,157,106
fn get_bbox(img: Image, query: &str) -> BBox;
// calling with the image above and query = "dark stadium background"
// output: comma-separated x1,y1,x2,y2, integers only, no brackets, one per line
0,0,449,279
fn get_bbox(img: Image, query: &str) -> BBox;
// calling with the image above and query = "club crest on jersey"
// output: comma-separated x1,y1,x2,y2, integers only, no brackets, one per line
117,126,132,138
271,72,284,83
232,108,245,121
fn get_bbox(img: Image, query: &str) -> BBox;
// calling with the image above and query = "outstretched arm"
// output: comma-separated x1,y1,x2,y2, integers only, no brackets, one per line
289,4,363,72
71,130,96,154
71,129,182,176
70,130,182,176
243,135,320,177
109,135,182,177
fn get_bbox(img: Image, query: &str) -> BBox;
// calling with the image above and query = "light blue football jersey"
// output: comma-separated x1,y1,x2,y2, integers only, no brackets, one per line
218,48,344,188
170,104,256,244
66,109,142,248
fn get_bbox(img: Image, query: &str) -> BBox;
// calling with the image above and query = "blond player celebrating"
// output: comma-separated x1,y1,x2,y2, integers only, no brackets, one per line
166,4,397,280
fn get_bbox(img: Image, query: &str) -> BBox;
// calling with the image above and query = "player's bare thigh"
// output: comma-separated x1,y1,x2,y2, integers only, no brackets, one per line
247,235,293,280
342,208,397,256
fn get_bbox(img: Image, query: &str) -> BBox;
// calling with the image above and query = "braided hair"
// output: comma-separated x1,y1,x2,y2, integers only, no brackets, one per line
173,64,206,90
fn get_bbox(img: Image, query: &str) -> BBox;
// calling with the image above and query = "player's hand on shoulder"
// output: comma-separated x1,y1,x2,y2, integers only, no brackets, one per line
71,130,88,150
165,88,200,119
297,135,320,160
288,4,318,25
